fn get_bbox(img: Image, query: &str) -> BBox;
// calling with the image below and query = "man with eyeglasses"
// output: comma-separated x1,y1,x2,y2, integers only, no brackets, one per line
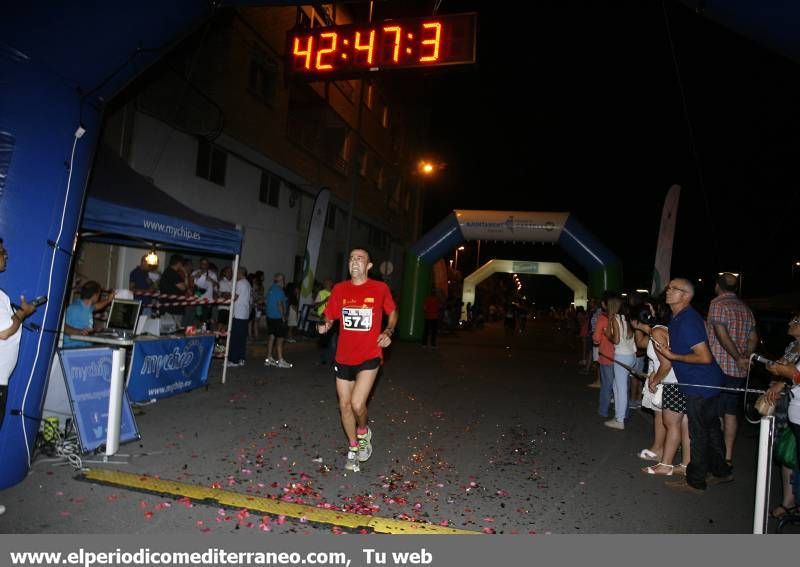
706,273,758,468
654,278,732,493
0,239,40,516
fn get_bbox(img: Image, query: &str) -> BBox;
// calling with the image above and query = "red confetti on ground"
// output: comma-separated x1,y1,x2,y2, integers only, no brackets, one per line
144,511,154,520
482,527,495,534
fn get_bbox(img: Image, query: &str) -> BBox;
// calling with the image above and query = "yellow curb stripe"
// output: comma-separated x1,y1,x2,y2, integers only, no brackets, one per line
83,469,479,535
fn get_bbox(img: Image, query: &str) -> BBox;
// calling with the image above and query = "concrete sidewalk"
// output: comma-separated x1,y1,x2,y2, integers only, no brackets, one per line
0,323,779,534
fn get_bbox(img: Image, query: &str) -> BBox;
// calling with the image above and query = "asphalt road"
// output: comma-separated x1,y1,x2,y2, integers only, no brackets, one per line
0,319,777,534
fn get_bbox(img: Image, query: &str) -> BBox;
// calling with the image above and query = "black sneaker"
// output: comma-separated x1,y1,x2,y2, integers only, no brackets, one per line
706,474,734,487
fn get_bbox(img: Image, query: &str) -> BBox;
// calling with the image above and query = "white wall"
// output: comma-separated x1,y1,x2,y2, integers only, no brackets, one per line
129,112,300,278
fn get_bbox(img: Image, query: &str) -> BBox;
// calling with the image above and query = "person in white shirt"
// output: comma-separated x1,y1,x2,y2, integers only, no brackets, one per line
192,257,218,327
226,266,251,367
217,266,233,329
0,238,39,516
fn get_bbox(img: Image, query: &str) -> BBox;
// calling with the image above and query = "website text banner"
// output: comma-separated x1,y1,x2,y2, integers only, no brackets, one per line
58,348,139,453
0,535,788,567
126,336,214,402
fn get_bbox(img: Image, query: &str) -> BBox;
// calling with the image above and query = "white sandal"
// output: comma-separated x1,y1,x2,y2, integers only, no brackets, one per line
643,463,674,476
638,449,660,461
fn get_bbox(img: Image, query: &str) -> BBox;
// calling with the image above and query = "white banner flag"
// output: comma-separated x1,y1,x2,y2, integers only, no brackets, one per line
651,184,681,295
299,188,330,316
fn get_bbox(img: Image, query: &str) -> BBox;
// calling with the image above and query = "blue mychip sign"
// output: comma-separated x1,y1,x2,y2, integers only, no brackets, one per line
126,336,214,403
58,348,140,453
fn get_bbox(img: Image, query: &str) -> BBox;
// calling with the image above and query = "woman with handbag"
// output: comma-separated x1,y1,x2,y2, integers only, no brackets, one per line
630,302,690,475
762,313,800,519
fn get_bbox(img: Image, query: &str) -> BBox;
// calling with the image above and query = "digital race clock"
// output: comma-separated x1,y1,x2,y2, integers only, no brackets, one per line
287,13,477,78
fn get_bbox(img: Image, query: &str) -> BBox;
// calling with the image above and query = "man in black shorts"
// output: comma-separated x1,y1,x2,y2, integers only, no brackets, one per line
264,273,292,368
318,249,397,472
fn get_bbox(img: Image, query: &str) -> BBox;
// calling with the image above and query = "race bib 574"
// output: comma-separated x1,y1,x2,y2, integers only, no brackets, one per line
342,307,373,331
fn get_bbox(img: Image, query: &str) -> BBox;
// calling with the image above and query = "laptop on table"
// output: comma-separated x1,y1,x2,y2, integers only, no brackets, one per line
95,299,142,339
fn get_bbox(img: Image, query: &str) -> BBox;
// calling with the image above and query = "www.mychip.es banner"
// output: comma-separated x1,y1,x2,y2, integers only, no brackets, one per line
126,336,214,403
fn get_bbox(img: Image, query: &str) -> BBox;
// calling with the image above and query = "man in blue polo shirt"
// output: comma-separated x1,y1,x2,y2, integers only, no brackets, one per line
264,272,292,368
63,281,114,348
655,278,733,493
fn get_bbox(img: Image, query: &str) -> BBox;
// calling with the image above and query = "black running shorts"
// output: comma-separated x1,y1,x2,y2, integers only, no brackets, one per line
333,357,382,381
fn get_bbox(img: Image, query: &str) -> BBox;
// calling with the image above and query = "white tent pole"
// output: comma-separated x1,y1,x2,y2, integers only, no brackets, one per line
221,253,240,385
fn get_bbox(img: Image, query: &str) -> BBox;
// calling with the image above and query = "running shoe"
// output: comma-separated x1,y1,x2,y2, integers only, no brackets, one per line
344,446,360,472
276,359,293,369
357,427,373,462
264,357,277,367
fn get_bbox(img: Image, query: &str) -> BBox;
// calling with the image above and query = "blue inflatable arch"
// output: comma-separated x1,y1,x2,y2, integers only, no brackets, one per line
398,210,622,340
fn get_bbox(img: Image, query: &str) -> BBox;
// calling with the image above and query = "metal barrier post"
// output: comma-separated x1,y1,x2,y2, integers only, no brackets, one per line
753,415,775,534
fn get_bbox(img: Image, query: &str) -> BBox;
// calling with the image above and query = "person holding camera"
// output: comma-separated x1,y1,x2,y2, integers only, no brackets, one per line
0,238,41,516
762,313,800,518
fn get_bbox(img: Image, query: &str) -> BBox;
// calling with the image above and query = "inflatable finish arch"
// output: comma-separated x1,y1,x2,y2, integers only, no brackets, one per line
461,260,588,320
399,210,621,340
0,1,303,490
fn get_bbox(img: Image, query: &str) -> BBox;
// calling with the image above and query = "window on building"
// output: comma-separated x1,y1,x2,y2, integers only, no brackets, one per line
296,8,311,29
335,80,355,103
389,178,402,210
287,84,323,154
196,138,227,186
259,170,281,207
381,105,390,128
321,110,349,174
376,161,385,190
326,204,336,230
364,83,374,110
357,145,368,177
248,46,279,104
368,226,387,248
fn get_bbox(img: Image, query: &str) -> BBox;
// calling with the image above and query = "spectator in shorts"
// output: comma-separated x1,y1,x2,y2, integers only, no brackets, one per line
264,273,292,368
706,272,758,467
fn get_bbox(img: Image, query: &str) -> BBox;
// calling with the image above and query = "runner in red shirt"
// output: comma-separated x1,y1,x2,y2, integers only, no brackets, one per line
318,248,398,472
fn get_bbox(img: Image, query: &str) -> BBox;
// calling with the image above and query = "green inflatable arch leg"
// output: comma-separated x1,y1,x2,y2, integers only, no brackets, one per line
399,251,431,341
590,263,623,299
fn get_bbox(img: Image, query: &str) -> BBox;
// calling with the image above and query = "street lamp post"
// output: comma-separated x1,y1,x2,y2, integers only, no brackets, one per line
413,160,437,239
454,245,465,271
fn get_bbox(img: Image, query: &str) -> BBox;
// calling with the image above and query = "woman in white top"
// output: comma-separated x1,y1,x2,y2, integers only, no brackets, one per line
763,313,800,518
603,296,636,429
630,303,690,476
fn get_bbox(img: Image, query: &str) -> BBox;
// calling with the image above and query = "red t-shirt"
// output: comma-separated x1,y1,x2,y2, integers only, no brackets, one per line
324,278,397,365
423,295,440,320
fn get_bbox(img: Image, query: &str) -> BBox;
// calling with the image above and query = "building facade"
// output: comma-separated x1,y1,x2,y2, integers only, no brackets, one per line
95,5,428,289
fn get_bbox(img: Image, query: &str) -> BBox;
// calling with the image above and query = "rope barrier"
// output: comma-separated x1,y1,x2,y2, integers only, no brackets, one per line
599,352,769,394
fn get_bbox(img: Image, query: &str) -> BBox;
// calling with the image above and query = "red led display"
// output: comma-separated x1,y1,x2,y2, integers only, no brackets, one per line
287,13,476,78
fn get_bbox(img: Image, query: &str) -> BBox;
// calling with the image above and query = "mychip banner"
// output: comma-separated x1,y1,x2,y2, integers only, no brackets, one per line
126,336,214,402
58,348,139,453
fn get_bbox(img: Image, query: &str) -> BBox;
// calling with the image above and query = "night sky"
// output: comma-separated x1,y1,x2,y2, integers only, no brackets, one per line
394,1,800,301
